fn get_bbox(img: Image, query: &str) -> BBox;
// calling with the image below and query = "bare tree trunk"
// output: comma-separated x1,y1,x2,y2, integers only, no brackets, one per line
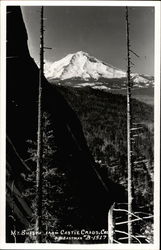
35,6,44,243
126,6,133,244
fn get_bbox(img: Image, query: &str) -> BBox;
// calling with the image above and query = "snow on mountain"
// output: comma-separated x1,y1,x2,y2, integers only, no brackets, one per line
131,73,151,84
45,51,154,89
45,51,126,81
131,73,154,88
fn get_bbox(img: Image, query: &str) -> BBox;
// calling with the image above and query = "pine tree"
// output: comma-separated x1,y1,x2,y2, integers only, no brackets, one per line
23,112,70,242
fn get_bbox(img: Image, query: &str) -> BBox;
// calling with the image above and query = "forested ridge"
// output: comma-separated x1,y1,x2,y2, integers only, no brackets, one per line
54,86,154,242
56,85,154,241
57,85,153,172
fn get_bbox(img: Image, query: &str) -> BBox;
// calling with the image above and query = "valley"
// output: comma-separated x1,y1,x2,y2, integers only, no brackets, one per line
109,87,154,106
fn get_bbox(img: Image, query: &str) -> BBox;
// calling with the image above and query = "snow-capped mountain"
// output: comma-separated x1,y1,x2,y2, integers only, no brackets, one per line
45,51,126,80
131,73,154,87
45,51,154,89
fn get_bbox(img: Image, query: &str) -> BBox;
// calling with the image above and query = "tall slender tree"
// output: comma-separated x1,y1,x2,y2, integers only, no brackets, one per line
126,6,133,243
35,6,44,243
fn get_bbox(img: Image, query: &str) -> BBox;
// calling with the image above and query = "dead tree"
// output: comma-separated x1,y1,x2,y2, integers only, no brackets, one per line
35,6,44,243
126,6,133,243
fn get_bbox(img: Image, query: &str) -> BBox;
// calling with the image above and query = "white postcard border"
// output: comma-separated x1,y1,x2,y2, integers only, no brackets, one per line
0,1,160,249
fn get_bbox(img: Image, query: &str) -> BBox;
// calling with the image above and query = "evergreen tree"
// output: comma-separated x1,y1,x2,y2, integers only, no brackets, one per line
23,112,72,242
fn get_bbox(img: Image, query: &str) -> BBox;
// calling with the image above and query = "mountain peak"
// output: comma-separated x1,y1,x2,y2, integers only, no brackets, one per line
45,51,154,89
75,50,88,55
45,51,126,81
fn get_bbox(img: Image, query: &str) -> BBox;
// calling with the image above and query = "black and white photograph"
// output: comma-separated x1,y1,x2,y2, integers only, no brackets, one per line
0,0,160,249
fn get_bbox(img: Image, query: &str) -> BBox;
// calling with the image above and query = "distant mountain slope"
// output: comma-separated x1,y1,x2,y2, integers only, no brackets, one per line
45,51,154,89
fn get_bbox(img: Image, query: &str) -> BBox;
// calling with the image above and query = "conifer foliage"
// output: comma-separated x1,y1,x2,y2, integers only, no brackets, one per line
23,112,72,242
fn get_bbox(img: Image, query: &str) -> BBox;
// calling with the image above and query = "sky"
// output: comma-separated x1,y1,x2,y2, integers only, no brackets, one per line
21,6,154,76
